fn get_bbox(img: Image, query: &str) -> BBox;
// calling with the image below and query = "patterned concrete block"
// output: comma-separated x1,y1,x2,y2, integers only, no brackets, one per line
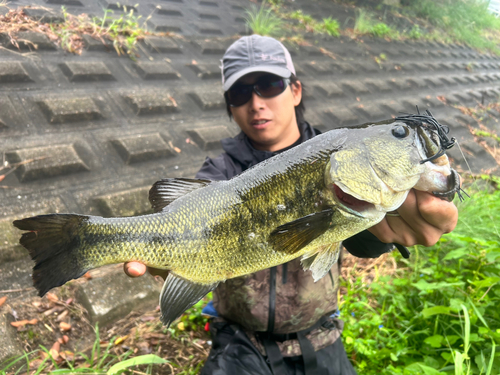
324,107,358,126
340,81,370,95
424,77,444,87
0,216,29,262
23,8,64,23
6,144,90,182
186,126,232,150
45,0,84,5
111,133,176,164
0,313,25,367
0,62,32,83
389,78,412,91
3,31,56,51
364,79,392,92
314,82,344,98
123,91,178,115
307,62,332,75
82,35,111,51
144,37,182,53
331,62,356,74
93,186,152,217
195,22,224,35
420,95,445,108
59,61,115,82
380,100,406,116
187,63,221,79
76,268,160,326
132,61,181,80
157,7,183,16
37,96,103,124
99,0,138,11
352,103,386,119
146,18,183,32
192,40,227,54
188,88,225,110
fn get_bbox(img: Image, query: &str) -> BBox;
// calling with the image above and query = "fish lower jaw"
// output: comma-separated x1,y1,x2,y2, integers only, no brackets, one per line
331,184,378,218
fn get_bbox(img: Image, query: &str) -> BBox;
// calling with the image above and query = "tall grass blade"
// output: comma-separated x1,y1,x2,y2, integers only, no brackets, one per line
106,354,167,375
485,341,496,375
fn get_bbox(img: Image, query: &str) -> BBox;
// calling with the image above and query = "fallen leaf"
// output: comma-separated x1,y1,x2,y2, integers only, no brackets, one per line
62,335,69,344
168,95,177,107
64,298,73,305
56,310,68,322
46,292,58,303
174,147,181,153
191,59,197,64
11,320,29,328
0,296,7,307
49,341,60,360
28,319,38,325
59,322,71,331
0,175,4,182
83,272,92,280
177,321,185,331
114,336,128,345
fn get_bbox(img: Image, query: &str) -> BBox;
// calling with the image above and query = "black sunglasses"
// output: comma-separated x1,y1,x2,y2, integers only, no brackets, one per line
226,75,290,107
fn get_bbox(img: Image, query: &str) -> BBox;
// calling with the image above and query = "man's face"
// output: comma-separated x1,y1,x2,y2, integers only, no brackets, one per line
228,72,302,152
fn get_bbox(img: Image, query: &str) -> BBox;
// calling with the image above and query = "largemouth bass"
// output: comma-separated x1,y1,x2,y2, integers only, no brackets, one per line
13,113,460,326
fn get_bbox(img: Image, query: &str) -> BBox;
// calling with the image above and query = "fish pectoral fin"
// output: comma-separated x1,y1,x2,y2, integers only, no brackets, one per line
149,178,213,212
268,209,334,255
159,273,218,327
301,242,342,282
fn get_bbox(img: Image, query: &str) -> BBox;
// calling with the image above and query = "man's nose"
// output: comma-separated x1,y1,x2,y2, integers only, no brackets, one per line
249,90,265,110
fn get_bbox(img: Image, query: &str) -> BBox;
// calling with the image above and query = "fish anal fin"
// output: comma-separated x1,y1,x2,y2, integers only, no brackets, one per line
159,273,218,327
149,178,212,213
268,209,334,255
301,242,342,282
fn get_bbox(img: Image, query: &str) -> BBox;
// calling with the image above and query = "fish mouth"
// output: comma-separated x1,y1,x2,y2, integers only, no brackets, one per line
331,184,376,216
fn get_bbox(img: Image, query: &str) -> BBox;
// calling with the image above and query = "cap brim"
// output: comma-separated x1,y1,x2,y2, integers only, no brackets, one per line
223,66,292,91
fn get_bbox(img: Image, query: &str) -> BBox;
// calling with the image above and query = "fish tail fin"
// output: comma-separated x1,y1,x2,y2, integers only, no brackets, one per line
13,214,90,297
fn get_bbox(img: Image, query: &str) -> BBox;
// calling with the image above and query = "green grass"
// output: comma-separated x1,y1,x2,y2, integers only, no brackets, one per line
244,1,284,37
0,324,167,375
353,9,398,38
402,0,500,52
341,185,500,374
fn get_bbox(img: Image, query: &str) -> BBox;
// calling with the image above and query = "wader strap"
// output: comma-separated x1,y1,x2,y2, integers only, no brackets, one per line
261,336,288,375
267,266,277,332
297,331,326,375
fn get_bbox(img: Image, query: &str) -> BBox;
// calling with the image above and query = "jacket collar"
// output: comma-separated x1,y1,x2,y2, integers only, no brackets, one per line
220,121,318,169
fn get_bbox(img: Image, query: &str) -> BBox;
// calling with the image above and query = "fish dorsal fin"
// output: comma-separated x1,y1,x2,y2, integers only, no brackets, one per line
159,273,219,327
301,242,342,282
268,209,334,254
149,178,212,213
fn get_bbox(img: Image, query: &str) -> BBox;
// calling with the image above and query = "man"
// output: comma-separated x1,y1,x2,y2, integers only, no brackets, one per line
125,35,458,374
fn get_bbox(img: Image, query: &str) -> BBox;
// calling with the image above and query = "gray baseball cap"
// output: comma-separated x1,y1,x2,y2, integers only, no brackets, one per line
221,35,296,91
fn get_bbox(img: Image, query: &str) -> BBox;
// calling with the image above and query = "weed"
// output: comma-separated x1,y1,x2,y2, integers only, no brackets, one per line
341,187,500,374
404,0,500,53
371,22,394,38
354,9,373,34
244,1,283,37
318,17,341,37
408,24,423,39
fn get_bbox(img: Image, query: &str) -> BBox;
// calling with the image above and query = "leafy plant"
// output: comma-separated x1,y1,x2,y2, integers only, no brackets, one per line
244,1,284,37
408,24,423,39
319,17,340,37
341,186,500,374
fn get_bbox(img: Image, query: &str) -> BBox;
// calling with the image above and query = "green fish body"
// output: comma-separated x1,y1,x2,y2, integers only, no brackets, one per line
13,116,460,326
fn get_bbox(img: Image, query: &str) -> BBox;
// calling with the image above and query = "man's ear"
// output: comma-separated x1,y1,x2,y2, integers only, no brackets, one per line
291,80,302,106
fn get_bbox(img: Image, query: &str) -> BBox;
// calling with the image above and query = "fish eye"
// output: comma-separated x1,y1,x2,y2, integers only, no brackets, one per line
392,125,410,138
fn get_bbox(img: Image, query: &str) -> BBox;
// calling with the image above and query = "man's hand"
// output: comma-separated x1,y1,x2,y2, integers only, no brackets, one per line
124,262,169,280
368,189,459,247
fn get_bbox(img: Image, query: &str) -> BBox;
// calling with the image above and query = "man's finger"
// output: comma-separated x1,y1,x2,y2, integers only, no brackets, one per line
124,262,147,277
